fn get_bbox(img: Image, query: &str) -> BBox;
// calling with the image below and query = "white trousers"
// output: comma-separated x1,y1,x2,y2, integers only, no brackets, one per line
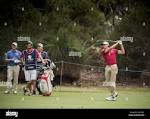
6,65,20,91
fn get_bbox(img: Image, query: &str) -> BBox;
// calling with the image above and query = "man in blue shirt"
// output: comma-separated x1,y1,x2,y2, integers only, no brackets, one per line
5,42,21,94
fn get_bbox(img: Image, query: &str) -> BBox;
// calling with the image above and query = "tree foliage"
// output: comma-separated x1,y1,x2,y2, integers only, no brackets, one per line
0,0,150,73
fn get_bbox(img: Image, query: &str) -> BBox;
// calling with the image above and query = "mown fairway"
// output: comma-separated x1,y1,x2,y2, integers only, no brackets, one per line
0,86,150,109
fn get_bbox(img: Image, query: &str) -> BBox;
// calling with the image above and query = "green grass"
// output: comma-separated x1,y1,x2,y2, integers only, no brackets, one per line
0,85,150,109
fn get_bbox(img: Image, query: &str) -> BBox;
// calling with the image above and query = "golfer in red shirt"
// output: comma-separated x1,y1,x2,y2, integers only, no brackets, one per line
100,41,125,101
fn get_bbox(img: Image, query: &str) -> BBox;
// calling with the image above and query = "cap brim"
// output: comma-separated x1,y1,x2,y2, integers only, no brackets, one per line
101,43,109,45
12,44,17,46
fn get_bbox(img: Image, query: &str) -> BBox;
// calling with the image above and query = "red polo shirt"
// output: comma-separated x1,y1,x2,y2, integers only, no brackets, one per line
101,48,118,65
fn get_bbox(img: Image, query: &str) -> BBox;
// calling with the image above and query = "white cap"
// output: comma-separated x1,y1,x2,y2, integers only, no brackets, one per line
12,42,18,47
37,43,43,48
101,41,109,45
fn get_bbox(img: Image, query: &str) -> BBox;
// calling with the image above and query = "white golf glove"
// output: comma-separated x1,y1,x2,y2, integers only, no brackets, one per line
14,60,20,63
118,40,123,45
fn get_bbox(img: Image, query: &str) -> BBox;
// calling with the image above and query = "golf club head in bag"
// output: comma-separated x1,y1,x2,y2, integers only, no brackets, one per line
46,60,56,70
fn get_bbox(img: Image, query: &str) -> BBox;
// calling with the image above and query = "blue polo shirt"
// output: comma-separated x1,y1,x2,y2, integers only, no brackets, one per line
6,50,21,66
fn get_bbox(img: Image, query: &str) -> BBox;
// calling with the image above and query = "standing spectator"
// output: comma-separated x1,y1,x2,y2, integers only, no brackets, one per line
5,42,21,94
36,43,49,73
21,41,41,96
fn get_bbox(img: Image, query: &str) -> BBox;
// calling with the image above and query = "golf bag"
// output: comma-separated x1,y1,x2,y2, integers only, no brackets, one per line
37,60,56,96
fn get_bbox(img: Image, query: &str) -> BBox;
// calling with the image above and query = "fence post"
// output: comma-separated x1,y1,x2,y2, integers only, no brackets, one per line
60,60,64,91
